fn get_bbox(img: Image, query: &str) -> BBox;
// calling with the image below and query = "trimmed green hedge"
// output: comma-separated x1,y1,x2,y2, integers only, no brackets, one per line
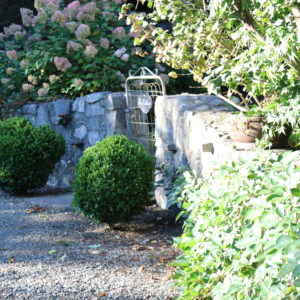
0,117,65,193
72,135,155,224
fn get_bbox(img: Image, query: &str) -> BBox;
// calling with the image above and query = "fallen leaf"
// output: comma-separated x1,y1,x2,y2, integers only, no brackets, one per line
159,257,166,263
99,292,107,297
131,258,139,262
8,257,15,263
137,266,146,273
60,254,67,261
26,205,46,214
48,249,57,255
116,269,128,274
18,225,27,229
57,239,71,247
0,248,8,251
132,245,146,251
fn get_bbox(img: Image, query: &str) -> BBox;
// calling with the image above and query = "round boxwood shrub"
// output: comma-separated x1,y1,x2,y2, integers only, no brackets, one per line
0,117,65,194
72,135,155,224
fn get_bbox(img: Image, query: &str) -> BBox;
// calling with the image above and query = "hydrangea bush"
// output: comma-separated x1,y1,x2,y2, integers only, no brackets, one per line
0,0,155,102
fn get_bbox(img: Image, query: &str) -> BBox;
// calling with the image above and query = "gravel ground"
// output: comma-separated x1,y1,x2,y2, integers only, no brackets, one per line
0,192,182,300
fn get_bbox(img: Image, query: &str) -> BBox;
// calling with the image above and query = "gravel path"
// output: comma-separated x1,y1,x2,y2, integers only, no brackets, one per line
0,192,181,300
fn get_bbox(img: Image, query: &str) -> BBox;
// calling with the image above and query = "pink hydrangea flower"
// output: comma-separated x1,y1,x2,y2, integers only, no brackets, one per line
6,68,15,75
84,45,98,58
82,2,98,13
20,59,29,68
33,11,48,25
74,79,84,88
75,24,90,40
121,53,129,62
54,56,72,72
35,0,59,14
66,1,80,19
76,2,99,22
38,88,49,97
4,24,23,36
113,47,127,58
67,41,83,53
49,74,59,83
1,78,11,85
14,31,26,40
6,50,18,60
28,75,38,85
20,8,34,27
65,22,77,32
51,10,67,24
22,83,34,92
113,27,126,40
100,38,110,49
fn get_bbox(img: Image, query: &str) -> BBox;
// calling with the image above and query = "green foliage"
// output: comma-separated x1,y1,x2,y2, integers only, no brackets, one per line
171,151,300,299
125,0,300,112
72,135,155,224
0,117,65,193
258,99,300,148
288,126,300,149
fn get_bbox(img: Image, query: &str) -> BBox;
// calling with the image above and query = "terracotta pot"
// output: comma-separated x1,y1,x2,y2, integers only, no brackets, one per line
230,116,265,143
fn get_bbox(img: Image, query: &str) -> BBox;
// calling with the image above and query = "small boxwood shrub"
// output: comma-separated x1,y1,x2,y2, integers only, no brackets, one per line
72,135,155,224
171,151,300,299
0,117,65,193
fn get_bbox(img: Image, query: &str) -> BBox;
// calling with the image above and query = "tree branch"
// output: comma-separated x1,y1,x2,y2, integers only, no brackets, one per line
232,0,300,79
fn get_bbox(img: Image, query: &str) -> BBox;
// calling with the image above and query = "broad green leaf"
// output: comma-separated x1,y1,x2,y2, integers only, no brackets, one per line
294,279,300,287
278,262,297,278
276,235,293,249
293,265,300,278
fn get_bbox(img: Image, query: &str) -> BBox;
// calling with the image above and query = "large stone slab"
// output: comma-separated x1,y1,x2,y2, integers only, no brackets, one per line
86,103,105,117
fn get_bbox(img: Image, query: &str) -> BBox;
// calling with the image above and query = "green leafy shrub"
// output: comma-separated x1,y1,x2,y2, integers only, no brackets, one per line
124,1,300,112
171,151,300,299
0,117,65,193
72,135,154,223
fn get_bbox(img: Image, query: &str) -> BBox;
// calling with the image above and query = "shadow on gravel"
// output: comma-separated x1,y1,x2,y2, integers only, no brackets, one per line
0,203,183,267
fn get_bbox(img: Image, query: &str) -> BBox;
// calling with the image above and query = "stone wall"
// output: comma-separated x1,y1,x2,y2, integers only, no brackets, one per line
155,94,252,208
18,92,127,188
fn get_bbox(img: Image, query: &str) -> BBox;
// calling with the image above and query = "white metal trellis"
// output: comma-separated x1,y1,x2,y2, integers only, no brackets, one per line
125,67,166,155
